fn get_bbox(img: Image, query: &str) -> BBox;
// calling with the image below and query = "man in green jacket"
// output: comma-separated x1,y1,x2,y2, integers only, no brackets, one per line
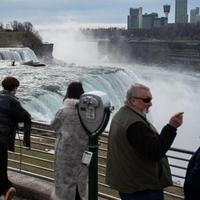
106,83,183,200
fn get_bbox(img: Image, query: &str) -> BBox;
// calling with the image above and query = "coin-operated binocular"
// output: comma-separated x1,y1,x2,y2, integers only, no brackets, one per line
77,91,113,200
78,91,112,136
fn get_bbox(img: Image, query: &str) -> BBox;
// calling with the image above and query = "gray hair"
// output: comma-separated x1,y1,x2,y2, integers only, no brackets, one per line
125,83,150,105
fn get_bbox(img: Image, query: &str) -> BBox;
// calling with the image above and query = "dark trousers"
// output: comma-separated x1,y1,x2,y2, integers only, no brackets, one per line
119,190,164,200
0,143,12,196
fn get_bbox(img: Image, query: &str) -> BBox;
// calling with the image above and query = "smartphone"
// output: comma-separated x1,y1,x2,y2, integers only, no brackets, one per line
178,112,184,115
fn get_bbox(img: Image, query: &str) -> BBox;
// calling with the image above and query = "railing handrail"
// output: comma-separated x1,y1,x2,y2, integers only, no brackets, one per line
9,121,194,200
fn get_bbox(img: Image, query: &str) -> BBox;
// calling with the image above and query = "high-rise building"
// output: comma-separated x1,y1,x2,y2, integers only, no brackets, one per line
190,7,200,23
175,0,188,23
127,7,168,30
127,7,142,30
142,13,158,29
154,17,168,28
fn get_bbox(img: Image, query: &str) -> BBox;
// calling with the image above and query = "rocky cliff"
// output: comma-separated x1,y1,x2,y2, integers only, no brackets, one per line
0,31,53,58
98,39,200,69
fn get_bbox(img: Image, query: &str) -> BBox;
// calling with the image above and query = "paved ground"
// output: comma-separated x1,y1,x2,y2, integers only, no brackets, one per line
1,194,108,200
5,171,109,200
1,196,107,200
0,197,28,200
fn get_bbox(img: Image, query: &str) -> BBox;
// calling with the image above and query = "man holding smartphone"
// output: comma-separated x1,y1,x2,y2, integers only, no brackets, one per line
106,83,183,200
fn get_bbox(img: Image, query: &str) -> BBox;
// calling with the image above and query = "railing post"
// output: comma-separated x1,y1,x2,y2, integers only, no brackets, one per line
88,135,99,200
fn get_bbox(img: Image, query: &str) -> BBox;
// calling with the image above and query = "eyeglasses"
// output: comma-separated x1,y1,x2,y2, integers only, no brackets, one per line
132,96,152,103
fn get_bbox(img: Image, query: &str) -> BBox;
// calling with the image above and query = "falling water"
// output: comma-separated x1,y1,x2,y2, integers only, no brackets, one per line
0,26,200,153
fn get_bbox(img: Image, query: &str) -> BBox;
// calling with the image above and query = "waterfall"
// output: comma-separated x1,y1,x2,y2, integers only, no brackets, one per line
0,26,199,152
21,68,134,123
0,47,39,62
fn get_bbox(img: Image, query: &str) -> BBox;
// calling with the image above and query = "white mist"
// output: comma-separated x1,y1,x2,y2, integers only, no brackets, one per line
38,24,200,151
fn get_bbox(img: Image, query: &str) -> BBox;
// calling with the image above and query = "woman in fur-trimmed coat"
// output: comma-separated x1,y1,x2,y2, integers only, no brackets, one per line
51,82,88,200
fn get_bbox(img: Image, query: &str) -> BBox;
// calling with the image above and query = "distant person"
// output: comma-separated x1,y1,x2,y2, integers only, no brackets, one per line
11,60,15,66
51,82,88,200
106,83,184,200
0,76,31,200
184,147,200,200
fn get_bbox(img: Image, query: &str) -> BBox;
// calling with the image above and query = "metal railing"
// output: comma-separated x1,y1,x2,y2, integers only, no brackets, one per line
8,121,194,200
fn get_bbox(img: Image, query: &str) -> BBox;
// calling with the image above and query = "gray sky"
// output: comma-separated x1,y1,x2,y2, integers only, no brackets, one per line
0,0,199,27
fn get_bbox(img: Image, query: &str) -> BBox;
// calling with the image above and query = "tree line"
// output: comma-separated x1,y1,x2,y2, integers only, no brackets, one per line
0,21,43,52
81,23,200,41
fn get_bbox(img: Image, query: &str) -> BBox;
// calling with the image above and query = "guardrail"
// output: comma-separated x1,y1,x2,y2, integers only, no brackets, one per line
8,121,194,200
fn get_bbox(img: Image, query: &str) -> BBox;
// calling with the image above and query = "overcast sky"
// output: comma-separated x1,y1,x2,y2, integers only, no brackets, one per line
0,0,199,27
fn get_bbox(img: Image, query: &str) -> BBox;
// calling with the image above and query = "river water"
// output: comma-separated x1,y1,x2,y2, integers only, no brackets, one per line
0,26,200,152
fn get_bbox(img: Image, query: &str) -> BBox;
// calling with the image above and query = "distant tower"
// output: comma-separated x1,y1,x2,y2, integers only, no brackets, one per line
175,0,188,23
163,4,170,18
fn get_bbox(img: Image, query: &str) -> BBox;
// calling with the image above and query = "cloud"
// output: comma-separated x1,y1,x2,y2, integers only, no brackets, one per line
0,0,199,25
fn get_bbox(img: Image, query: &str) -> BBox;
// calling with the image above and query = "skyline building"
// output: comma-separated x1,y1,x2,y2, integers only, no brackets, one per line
142,13,158,29
127,7,143,30
127,7,168,30
190,7,200,23
175,0,188,23
154,17,168,28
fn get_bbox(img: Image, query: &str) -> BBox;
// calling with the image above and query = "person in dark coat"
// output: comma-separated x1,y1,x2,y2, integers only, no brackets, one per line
184,147,200,200
0,76,31,200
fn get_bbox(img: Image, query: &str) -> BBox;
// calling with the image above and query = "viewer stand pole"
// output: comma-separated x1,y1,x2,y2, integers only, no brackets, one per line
77,91,112,200
88,134,99,200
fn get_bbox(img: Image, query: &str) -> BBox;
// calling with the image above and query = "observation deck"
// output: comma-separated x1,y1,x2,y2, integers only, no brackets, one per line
4,121,194,200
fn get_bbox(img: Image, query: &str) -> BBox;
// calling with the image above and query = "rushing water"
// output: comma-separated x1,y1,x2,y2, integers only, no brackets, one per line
0,27,200,152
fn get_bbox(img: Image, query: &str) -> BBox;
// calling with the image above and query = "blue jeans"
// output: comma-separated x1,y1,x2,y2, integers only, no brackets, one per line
119,190,164,200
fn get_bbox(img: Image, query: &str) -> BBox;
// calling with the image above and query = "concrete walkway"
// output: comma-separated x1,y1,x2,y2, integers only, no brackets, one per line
7,171,107,200
8,171,53,200
0,197,28,200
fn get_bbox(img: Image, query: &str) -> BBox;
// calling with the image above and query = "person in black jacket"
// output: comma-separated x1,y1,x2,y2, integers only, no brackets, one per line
184,147,200,200
0,76,31,200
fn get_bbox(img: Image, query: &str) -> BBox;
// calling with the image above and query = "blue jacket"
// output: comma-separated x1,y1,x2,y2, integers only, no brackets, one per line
184,147,200,200
0,90,31,151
